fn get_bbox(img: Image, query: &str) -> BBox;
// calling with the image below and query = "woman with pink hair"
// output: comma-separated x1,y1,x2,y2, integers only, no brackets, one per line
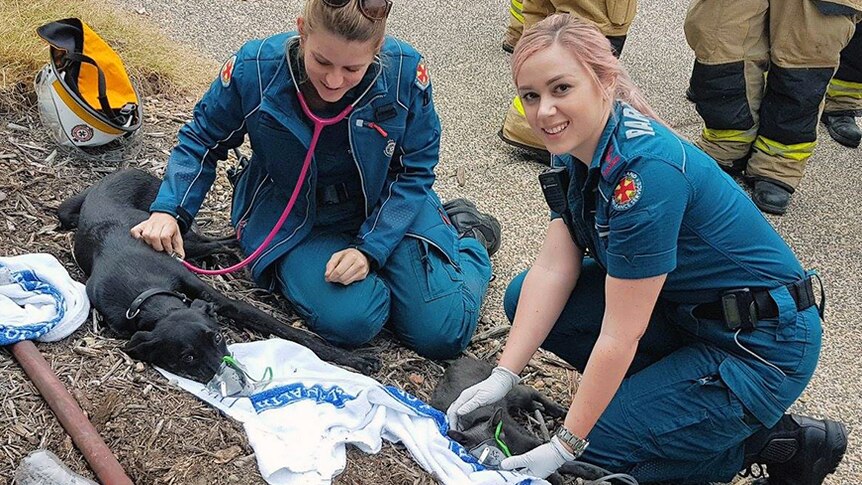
448,13,845,485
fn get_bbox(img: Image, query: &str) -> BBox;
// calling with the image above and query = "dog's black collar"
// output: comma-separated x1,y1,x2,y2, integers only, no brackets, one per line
126,288,190,320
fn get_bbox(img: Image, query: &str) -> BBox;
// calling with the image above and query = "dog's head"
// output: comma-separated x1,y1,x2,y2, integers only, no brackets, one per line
124,299,228,382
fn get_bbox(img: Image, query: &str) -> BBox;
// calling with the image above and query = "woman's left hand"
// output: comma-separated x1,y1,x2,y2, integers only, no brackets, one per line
325,248,371,285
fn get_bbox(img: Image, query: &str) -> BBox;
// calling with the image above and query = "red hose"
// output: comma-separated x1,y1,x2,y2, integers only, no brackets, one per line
11,340,134,485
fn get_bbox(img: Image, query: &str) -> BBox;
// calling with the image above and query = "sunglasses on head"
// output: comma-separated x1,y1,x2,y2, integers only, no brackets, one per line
322,0,393,21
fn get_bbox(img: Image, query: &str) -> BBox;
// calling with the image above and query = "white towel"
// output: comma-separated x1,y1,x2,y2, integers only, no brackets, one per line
0,253,90,345
157,339,549,485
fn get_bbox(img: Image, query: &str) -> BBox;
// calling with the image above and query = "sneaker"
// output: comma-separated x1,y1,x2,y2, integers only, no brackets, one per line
443,198,502,257
502,41,515,54
752,180,793,215
741,414,848,485
821,111,861,148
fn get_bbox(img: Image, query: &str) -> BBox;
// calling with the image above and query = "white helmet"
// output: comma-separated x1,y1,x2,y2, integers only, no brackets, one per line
35,18,142,148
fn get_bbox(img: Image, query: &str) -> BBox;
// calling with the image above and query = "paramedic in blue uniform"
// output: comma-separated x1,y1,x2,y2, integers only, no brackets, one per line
130,0,501,359
447,14,847,485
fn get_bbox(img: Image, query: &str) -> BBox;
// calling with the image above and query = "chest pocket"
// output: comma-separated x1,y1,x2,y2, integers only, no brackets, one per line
354,116,406,164
254,112,309,188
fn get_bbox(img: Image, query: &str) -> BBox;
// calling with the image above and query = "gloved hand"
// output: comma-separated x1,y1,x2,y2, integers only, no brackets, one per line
446,366,519,431
499,436,576,478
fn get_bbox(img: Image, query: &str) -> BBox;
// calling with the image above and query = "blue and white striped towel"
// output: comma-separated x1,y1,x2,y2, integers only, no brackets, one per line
0,253,90,345
158,339,549,485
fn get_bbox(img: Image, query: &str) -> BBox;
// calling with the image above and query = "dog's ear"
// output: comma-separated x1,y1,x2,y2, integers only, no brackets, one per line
191,299,217,318
124,331,158,360
485,407,504,433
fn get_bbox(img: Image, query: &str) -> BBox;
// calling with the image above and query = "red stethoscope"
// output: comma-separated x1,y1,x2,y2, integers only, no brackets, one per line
181,89,353,275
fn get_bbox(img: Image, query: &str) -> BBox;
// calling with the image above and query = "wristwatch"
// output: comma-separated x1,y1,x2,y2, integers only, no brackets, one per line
555,426,589,459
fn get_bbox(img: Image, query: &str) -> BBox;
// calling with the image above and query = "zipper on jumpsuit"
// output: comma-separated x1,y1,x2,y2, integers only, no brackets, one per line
348,97,456,267
346,93,385,218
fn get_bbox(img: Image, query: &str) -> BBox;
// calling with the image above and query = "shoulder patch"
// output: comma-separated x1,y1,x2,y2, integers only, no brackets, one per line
220,55,237,88
611,171,642,211
415,59,430,91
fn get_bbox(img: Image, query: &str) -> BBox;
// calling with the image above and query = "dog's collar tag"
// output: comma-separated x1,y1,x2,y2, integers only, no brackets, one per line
466,420,512,470
469,440,508,469
125,288,191,320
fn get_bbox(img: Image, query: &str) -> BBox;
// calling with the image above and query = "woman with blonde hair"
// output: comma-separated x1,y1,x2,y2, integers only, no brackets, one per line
131,0,500,359
448,13,845,484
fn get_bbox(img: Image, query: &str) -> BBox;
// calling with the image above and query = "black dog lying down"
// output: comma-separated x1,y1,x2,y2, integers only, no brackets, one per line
57,168,380,382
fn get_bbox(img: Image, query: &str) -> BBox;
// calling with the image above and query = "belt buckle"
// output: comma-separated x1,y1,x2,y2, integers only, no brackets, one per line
720,288,758,331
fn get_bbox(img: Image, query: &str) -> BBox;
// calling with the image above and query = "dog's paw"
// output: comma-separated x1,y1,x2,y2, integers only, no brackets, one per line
343,351,382,375
533,395,567,418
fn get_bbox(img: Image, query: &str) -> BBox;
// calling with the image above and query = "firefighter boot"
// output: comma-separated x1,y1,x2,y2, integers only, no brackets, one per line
499,98,551,164
443,199,502,257
742,414,848,485
821,111,861,148
752,179,794,215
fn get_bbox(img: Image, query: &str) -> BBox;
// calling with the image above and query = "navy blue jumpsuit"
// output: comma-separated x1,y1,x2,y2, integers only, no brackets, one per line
504,102,822,483
150,34,492,359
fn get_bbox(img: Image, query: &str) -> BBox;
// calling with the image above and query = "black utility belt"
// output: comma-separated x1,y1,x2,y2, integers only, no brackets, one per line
317,182,361,206
694,276,821,331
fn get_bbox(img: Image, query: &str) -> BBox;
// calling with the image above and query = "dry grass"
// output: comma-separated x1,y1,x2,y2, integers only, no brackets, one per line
0,0,217,112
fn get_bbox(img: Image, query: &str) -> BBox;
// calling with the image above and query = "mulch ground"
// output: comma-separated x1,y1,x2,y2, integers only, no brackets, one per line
0,96,580,484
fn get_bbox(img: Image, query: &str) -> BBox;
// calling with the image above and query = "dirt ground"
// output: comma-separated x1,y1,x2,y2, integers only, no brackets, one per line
0,97,578,484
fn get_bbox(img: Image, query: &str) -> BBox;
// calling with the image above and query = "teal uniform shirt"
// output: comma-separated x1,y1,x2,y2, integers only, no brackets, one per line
553,101,806,304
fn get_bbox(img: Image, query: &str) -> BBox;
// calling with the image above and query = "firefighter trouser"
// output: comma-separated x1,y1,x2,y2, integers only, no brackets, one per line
826,23,862,113
503,0,637,153
506,0,637,46
685,0,859,188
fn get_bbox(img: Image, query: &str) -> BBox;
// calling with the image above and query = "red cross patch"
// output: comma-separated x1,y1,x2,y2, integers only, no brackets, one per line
415,60,430,91
220,55,237,88
611,171,642,211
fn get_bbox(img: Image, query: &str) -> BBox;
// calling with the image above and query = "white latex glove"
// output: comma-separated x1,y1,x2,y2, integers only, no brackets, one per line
446,366,519,431
500,436,576,479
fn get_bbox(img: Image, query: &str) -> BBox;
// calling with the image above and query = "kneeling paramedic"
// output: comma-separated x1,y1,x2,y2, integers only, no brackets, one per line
449,14,847,485
130,0,501,359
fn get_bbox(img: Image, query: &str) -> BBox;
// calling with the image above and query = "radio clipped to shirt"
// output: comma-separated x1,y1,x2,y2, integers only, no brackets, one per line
539,167,587,253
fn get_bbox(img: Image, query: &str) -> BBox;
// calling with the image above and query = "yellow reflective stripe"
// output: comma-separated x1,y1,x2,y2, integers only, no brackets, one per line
511,0,523,11
510,7,524,23
512,95,525,116
829,78,862,90
827,89,862,98
702,128,757,144
754,136,815,162
827,78,862,99
52,80,124,135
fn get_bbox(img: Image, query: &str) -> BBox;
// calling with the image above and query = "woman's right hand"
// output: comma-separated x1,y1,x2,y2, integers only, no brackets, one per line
446,366,520,431
130,212,185,259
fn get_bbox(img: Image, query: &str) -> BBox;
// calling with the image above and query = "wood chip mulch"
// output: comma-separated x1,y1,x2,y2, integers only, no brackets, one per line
0,96,581,484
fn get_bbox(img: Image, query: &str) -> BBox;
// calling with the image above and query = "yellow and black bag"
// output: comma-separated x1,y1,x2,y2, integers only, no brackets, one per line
35,18,142,148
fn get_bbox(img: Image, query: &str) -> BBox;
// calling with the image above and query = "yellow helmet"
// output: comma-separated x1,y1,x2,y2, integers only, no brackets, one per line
35,18,142,148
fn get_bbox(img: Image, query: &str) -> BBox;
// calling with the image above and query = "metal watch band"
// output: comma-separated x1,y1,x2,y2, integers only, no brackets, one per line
555,427,589,459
